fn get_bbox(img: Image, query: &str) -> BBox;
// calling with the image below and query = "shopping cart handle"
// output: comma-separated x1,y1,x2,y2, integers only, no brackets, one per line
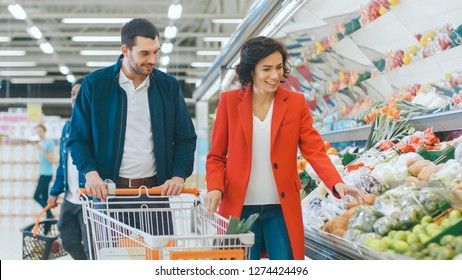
78,186,201,197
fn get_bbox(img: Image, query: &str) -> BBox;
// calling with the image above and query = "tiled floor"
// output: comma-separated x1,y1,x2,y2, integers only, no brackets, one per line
1,216,35,259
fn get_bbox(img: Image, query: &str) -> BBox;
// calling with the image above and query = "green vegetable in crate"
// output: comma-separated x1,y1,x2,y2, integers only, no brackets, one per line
373,216,400,236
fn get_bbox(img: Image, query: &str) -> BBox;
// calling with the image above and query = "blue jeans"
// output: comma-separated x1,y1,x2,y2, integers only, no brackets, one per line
241,204,293,260
58,199,89,260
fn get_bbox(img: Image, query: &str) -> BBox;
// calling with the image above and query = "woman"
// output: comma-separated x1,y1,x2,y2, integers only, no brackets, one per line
204,36,363,260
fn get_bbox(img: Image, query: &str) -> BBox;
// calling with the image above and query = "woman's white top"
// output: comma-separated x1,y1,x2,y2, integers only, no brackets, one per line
244,99,280,205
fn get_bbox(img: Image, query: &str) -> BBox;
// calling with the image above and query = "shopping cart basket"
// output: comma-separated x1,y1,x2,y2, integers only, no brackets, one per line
79,184,254,260
20,203,67,260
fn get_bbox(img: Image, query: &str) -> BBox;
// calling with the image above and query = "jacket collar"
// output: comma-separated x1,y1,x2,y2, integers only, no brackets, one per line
112,54,156,83
237,85,289,148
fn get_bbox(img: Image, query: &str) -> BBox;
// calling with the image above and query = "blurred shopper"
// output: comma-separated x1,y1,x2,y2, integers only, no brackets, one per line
48,78,89,260
204,36,364,260
34,124,55,219
68,18,196,232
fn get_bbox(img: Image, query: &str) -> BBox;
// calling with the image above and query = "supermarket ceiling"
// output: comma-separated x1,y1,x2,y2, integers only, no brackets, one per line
0,0,253,109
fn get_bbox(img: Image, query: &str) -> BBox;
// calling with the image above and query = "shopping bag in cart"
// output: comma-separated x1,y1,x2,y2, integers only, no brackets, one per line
20,203,67,260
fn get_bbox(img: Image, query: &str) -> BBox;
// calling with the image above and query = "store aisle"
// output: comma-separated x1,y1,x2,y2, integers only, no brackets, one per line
0,216,32,259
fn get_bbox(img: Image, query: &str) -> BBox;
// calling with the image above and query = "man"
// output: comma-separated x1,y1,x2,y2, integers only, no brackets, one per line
48,78,89,260
34,124,56,219
68,18,196,232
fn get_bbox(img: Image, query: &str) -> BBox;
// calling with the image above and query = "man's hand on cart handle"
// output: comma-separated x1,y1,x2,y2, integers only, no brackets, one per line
47,195,59,208
84,171,108,200
161,176,185,196
204,190,222,217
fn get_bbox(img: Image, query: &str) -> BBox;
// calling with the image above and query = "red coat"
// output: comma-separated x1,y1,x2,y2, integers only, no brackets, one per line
206,85,343,260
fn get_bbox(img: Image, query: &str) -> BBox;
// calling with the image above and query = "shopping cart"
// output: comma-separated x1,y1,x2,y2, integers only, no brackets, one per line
20,203,67,260
79,183,254,260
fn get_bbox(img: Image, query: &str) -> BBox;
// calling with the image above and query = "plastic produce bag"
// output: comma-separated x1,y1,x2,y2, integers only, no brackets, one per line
398,204,425,230
343,167,383,194
373,216,400,236
430,159,462,187
348,206,383,232
343,228,363,242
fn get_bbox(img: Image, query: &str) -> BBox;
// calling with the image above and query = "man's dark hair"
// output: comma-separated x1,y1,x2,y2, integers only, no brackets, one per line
121,18,159,49
72,77,84,87
235,36,291,89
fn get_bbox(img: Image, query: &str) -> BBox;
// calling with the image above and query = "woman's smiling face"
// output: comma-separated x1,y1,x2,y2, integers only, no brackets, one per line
251,51,284,94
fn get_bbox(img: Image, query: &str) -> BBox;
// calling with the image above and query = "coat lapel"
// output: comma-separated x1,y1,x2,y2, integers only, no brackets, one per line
237,87,253,152
271,86,288,147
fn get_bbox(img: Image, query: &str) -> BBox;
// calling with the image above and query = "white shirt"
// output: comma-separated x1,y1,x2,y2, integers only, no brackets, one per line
65,152,81,204
244,100,280,205
118,70,156,178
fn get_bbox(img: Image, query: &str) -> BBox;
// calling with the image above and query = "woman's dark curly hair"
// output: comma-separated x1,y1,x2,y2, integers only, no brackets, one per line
235,36,291,89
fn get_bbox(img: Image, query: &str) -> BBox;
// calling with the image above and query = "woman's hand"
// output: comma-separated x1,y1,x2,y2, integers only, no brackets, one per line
204,190,223,217
334,182,365,204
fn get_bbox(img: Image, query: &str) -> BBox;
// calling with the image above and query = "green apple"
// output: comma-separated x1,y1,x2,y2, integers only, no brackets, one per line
368,239,388,252
440,235,455,246
418,233,431,243
381,236,393,248
440,218,451,230
391,240,409,253
412,224,425,234
394,230,409,241
421,215,433,224
435,247,456,260
388,230,397,239
448,209,462,220
406,233,421,245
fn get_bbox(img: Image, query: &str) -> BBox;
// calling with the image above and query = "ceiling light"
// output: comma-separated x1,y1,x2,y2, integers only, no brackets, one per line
202,37,230,42
185,78,201,84
86,61,113,67
62,18,132,24
66,74,76,83
0,37,11,42
0,50,26,56
26,26,43,39
11,78,54,84
164,26,177,39
39,42,54,54
8,4,27,20
0,70,47,77
160,56,170,66
196,50,221,56
211,19,243,24
59,66,70,75
168,4,183,20
191,62,213,68
161,42,173,54
72,36,120,42
80,50,121,56
0,62,37,67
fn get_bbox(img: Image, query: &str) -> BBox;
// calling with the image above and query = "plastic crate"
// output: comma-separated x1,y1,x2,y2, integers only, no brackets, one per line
417,145,455,164
423,209,462,247
20,219,67,260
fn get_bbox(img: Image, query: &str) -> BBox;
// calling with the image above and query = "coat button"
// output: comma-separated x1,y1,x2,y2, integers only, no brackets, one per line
280,192,285,198
273,163,278,169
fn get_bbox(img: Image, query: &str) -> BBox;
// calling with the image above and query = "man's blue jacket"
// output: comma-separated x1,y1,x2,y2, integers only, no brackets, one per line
68,55,197,184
